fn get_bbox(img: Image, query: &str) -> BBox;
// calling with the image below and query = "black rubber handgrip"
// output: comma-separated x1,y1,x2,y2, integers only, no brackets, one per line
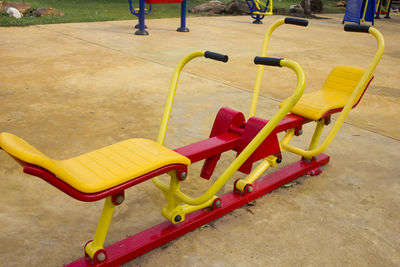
344,24,370,33
254,56,282,67
285,17,308,27
204,51,229,63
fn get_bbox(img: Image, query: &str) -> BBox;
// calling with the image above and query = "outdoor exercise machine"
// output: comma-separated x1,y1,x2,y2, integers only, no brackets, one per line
128,0,188,35
0,18,384,266
375,0,392,19
343,0,375,24
246,0,273,24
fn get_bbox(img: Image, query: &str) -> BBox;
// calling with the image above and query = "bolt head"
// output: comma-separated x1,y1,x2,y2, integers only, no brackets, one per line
174,215,182,223
97,252,106,262
214,199,221,208
180,172,187,180
114,195,124,204
297,129,303,135
246,185,253,193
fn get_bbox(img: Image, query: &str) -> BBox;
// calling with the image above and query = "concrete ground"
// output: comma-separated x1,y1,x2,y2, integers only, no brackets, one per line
0,13,399,266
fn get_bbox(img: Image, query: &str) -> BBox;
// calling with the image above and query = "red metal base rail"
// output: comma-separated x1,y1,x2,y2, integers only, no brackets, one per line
67,154,329,267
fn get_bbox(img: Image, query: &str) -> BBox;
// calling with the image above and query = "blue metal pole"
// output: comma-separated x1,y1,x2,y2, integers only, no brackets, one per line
135,0,149,35
177,0,189,32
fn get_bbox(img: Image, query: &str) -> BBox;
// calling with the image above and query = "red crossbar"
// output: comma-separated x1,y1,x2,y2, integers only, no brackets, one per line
67,154,329,267
174,132,241,163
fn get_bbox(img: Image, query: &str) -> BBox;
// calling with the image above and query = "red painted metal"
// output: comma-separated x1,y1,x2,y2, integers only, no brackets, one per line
199,107,246,179
174,132,241,163
23,164,187,202
66,154,330,267
236,117,282,174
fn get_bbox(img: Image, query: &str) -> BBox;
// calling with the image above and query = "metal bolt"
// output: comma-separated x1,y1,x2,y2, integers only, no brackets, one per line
114,195,124,205
297,129,303,135
180,172,187,180
246,185,253,193
214,199,221,208
174,215,182,223
97,252,106,262
325,118,331,125
276,158,282,164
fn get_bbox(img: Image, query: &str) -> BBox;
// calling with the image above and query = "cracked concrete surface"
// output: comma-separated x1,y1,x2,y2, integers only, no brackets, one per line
0,14,399,266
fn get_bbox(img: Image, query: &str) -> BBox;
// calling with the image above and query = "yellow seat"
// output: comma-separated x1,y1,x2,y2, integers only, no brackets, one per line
280,65,372,121
0,132,190,193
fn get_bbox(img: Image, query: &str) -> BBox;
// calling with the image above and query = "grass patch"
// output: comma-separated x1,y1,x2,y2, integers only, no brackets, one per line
0,0,344,26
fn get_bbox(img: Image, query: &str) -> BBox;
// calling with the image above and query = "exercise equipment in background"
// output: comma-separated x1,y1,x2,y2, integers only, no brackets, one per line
246,0,273,24
343,0,375,24
129,0,188,35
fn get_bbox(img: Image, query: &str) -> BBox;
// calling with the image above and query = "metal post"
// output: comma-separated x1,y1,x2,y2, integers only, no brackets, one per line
135,0,149,35
177,0,189,32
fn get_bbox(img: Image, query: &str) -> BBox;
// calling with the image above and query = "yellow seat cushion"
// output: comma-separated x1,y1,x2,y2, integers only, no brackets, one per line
0,132,190,193
280,65,372,121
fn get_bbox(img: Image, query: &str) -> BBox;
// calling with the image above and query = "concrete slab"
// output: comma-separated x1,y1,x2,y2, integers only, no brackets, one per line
0,14,399,266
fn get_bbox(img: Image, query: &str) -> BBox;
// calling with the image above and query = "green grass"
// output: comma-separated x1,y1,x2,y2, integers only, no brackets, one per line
0,0,344,26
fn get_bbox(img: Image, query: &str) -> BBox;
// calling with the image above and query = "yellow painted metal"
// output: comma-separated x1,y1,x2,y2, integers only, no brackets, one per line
279,128,295,153
152,51,205,192
253,0,273,15
249,19,285,117
282,27,385,159
0,133,190,193
157,50,205,145
308,119,325,150
172,59,306,206
361,0,369,22
85,197,116,259
181,197,216,214
235,155,277,192
280,65,369,121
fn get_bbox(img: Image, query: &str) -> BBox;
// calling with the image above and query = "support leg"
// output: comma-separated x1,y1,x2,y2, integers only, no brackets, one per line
85,197,116,263
177,0,189,32
135,0,149,35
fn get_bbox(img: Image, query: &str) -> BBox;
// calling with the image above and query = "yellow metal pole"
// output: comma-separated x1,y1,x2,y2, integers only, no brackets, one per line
152,51,205,191
85,197,116,259
249,19,285,117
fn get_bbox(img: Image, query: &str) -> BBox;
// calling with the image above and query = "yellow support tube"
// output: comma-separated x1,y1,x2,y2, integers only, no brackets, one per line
249,19,285,117
85,197,116,259
282,27,385,159
174,59,306,206
153,51,205,191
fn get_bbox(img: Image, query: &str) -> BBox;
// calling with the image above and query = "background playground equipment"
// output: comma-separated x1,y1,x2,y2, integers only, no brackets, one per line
0,17,384,266
246,0,273,24
375,0,392,19
128,0,188,35
343,0,375,24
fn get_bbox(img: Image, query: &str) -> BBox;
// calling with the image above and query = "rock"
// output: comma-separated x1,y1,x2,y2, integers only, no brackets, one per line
225,0,249,15
289,4,304,15
7,7,21,18
301,0,323,13
189,1,226,14
336,1,346,7
1,1,30,14
33,7,65,17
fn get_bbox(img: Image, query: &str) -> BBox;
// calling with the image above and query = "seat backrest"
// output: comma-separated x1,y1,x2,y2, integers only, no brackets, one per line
0,132,55,169
321,65,369,96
